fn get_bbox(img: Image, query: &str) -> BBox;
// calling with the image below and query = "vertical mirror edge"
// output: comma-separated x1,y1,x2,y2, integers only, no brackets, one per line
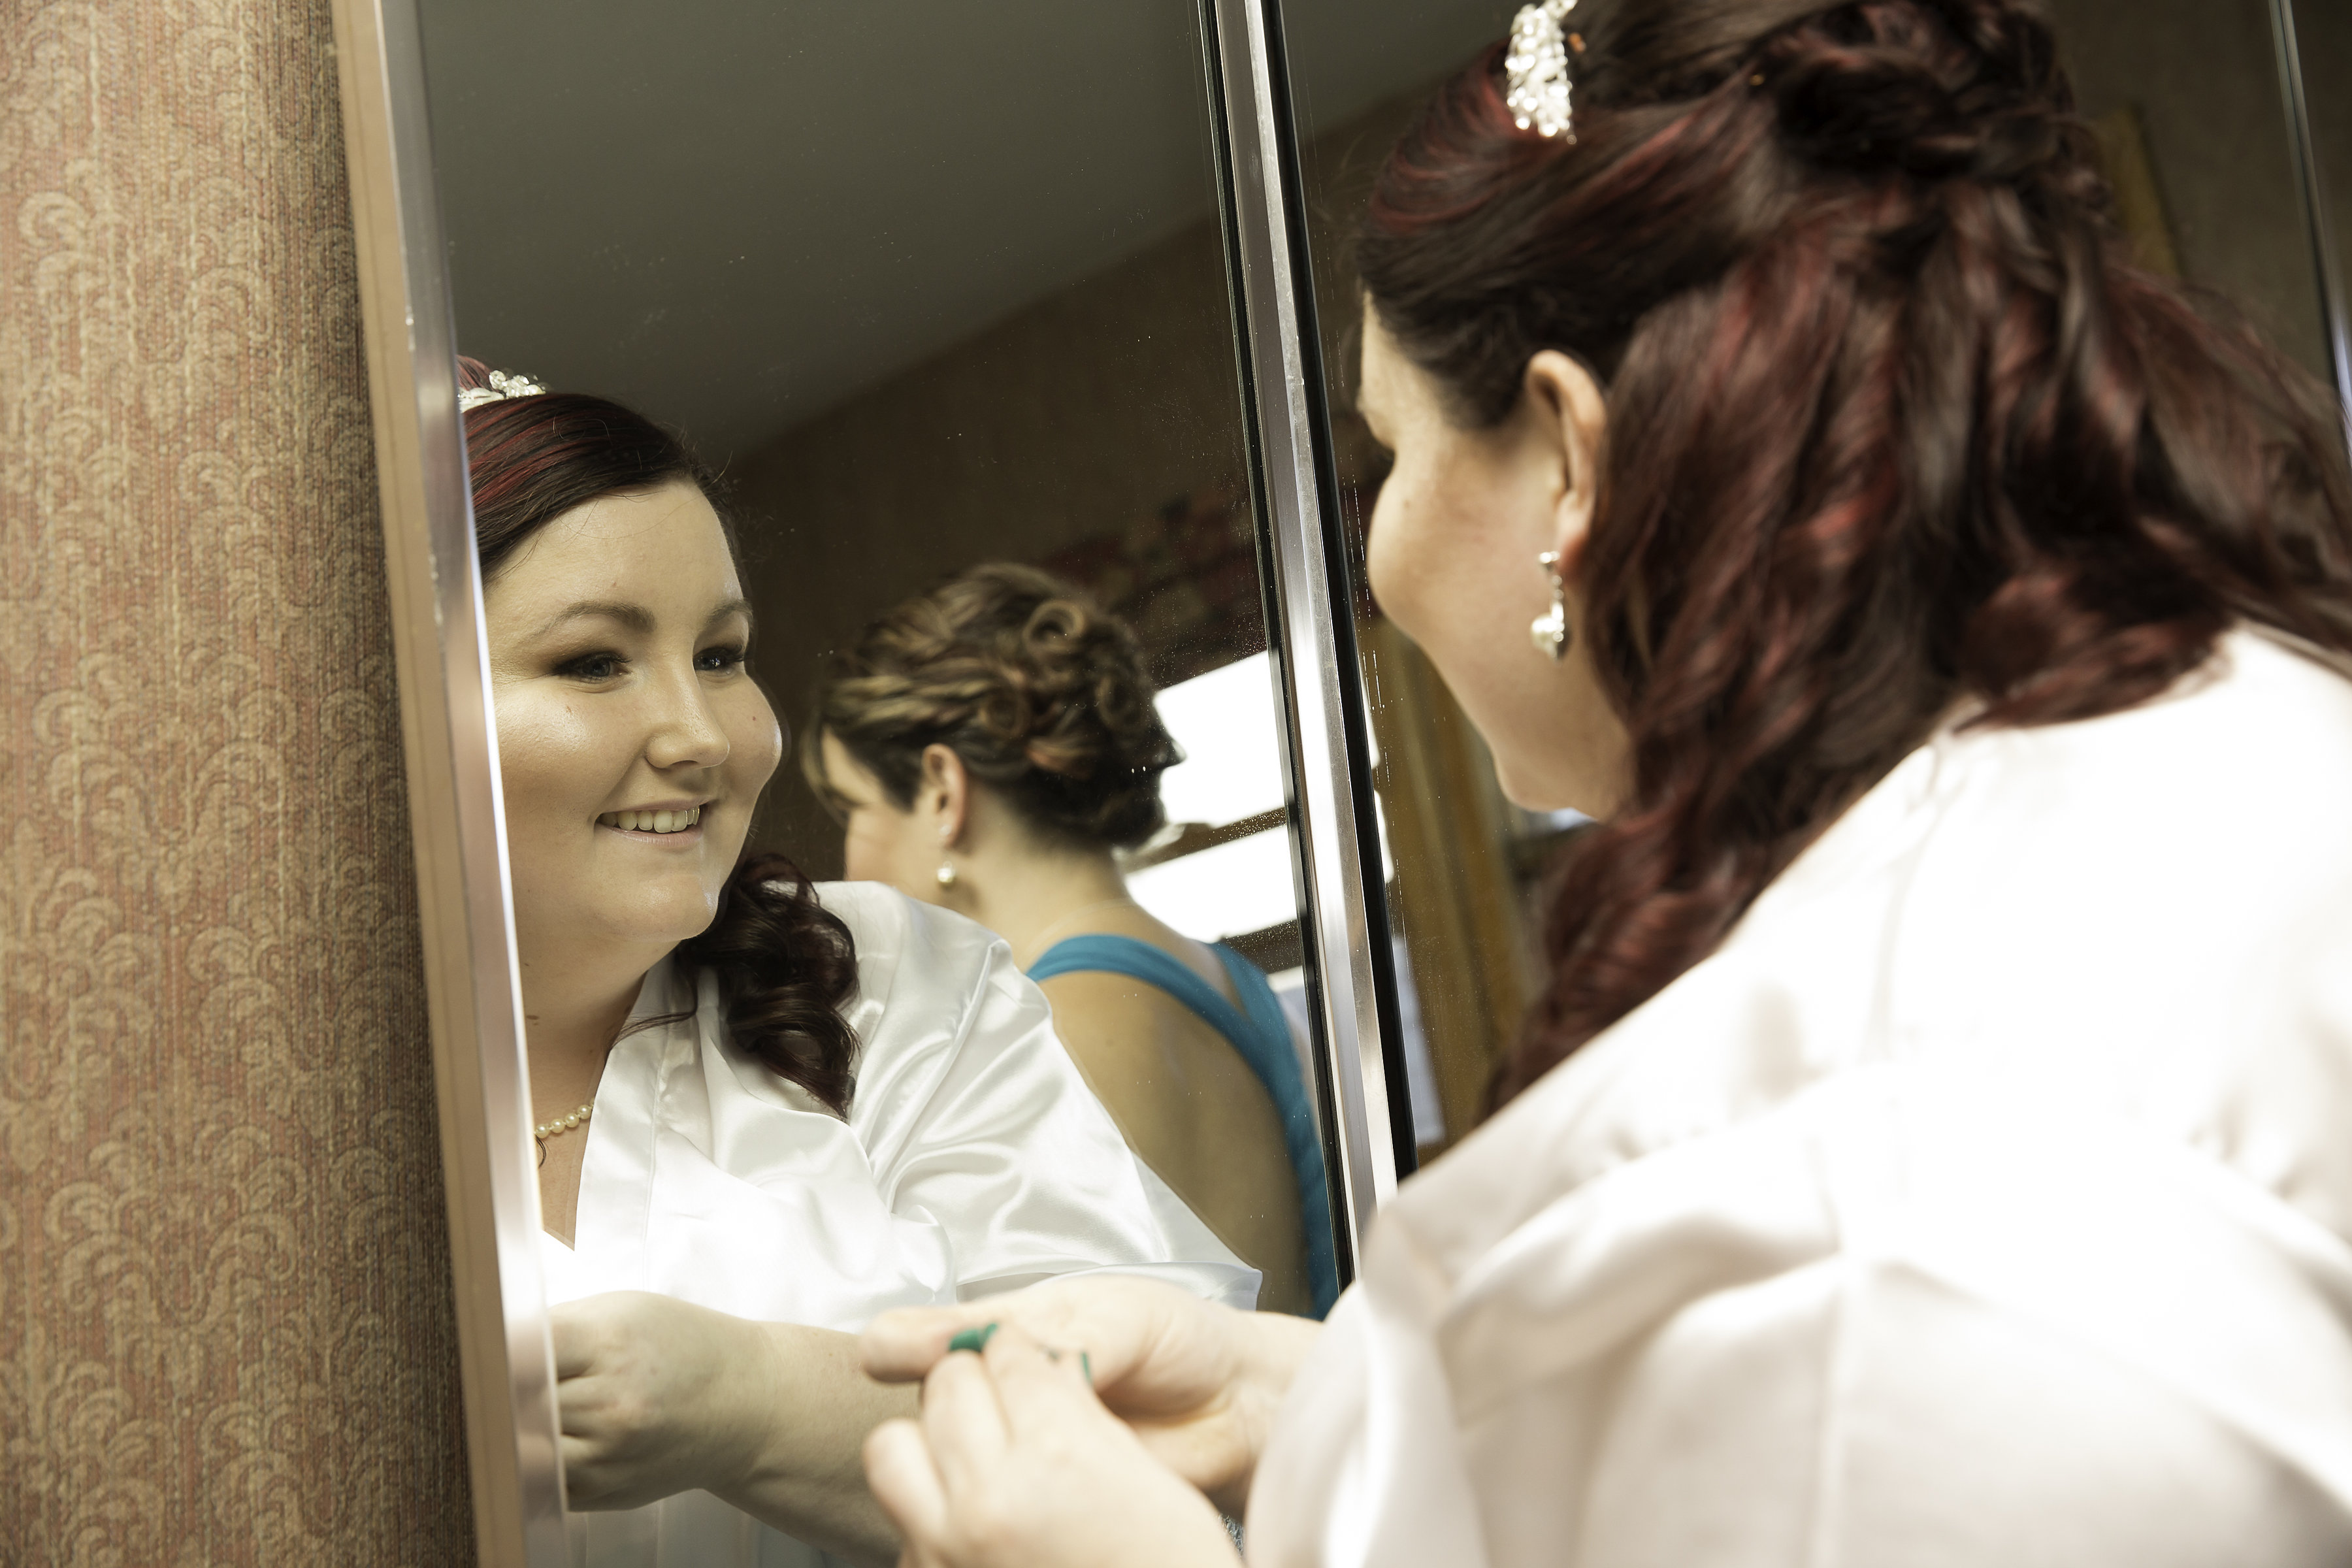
1202,0,1412,1265
329,1,568,1561
1258,0,1425,1194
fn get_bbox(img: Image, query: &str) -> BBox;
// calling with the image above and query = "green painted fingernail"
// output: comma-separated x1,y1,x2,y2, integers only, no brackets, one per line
1081,1351,1092,1385
948,1323,999,1354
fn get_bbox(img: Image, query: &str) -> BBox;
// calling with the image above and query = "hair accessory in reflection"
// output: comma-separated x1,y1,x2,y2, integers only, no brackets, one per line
1505,0,1579,142
459,368,550,413
1532,550,1571,661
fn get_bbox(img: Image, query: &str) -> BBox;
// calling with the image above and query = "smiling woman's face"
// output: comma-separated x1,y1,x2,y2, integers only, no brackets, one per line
483,480,781,962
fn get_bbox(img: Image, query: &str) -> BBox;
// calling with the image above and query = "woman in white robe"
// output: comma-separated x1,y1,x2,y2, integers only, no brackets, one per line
456,359,1251,1568
845,1,2352,1563
546,881,1251,1567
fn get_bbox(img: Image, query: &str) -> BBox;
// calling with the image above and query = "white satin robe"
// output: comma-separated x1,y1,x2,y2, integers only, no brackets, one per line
1249,627,2352,1567
542,880,1257,1567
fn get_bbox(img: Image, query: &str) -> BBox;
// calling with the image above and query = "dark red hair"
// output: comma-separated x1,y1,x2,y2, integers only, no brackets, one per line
459,359,864,1115
1354,1,2352,1105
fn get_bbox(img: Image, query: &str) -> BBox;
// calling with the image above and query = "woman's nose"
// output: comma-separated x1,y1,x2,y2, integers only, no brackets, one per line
644,669,730,770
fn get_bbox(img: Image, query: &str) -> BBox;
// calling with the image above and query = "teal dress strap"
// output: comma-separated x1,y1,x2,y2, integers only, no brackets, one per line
1029,934,1340,1316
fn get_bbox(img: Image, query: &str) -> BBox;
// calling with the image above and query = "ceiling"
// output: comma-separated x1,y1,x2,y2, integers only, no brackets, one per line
419,0,1511,463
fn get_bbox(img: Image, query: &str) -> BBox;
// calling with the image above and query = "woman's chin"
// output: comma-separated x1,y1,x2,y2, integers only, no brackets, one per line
571,881,726,953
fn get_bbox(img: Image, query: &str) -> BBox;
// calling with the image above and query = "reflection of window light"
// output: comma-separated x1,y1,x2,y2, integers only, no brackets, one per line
1388,936,1446,1148
1128,827,1298,941
1262,967,1322,1124
1269,943,1444,1149
1155,653,1286,828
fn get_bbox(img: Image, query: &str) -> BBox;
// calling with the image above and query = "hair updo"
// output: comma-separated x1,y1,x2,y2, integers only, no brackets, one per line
1357,0,2352,1105
459,358,862,1115
811,563,1183,851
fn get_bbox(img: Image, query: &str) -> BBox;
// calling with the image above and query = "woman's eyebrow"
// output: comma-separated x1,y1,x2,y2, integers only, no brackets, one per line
534,600,654,638
527,598,753,639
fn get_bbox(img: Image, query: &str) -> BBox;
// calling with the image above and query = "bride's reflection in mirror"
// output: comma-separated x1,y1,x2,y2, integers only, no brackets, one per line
461,361,1256,1566
808,566,1337,1318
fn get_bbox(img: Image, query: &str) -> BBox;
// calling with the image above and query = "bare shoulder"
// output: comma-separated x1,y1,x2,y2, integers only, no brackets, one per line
1033,972,1200,1154
1034,971,1190,1064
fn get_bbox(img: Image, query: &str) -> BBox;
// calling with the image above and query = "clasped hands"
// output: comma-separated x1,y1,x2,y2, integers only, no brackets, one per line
859,1276,1304,1568
549,1277,1309,1568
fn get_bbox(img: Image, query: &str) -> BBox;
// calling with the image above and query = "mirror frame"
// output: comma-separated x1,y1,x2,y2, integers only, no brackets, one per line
330,0,1412,1560
1200,0,1415,1245
331,1,567,1562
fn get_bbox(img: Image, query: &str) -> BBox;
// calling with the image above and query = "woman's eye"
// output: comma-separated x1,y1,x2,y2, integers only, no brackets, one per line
697,643,749,674
556,651,627,681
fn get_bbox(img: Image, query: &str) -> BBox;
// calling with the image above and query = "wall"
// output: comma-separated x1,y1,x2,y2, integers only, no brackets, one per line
726,164,1259,876
1,3,472,1562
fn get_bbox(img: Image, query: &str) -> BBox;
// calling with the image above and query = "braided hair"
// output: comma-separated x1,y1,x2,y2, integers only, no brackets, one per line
809,563,1183,852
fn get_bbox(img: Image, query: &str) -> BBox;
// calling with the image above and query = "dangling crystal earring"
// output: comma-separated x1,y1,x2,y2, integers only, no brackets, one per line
936,859,956,889
1531,550,1571,661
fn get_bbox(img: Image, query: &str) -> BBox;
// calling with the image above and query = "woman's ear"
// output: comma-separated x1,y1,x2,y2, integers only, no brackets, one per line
1523,349,1609,576
920,745,970,848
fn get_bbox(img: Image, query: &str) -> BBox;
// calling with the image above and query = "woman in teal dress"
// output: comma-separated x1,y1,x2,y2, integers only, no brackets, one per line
808,563,1337,1318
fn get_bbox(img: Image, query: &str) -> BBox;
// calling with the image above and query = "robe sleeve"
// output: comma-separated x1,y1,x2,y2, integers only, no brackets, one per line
823,881,1260,1305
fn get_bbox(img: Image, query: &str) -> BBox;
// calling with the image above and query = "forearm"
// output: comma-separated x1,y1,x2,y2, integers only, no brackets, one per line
715,1322,920,1567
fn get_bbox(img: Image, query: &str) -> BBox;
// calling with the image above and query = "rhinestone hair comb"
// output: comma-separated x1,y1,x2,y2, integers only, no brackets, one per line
457,368,548,413
1505,0,1579,142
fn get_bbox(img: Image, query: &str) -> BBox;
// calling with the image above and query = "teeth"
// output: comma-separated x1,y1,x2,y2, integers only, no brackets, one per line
600,806,702,834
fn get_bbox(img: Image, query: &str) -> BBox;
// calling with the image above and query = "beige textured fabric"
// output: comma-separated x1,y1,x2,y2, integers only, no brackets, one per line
1,1,472,1562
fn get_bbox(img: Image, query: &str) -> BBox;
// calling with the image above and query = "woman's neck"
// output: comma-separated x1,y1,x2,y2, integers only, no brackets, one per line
953,842,1134,968
514,934,670,1101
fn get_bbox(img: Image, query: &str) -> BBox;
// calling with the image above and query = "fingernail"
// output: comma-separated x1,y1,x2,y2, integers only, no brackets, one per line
1081,1351,1092,1385
947,1323,999,1354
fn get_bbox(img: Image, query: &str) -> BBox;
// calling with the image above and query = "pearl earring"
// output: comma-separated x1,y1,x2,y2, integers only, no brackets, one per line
936,859,956,889
1531,550,1571,661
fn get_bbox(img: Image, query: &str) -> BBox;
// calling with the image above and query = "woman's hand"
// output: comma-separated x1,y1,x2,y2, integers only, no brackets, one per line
553,1291,913,1566
860,1275,1322,1516
864,1324,1241,1568
551,1290,772,1511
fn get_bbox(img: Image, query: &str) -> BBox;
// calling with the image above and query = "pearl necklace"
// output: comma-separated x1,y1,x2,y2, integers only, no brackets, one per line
535,1102,595,1141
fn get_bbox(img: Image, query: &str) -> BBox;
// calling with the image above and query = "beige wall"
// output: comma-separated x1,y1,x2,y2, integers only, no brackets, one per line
727,172,1258,876
1,2,471,1562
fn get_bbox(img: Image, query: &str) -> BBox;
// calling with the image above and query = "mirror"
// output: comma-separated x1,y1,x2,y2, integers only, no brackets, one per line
355,0,1399,1559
